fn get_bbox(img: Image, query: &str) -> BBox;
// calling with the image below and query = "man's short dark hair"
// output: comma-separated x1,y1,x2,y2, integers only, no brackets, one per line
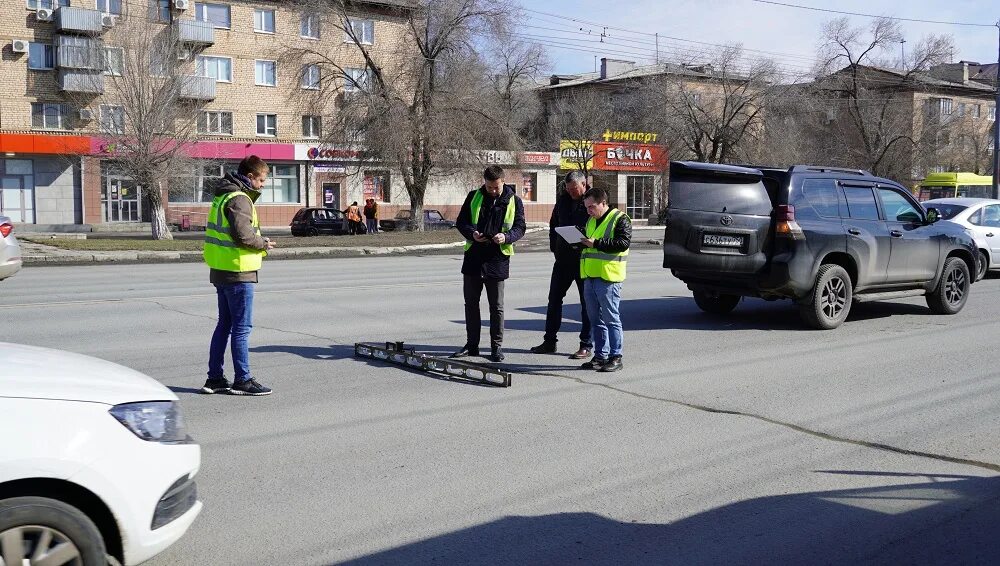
583,187,608,204
483,165,504,182
238,155,269,178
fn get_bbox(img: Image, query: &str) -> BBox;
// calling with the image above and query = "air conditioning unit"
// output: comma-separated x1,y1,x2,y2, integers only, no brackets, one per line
35,8,54,22
177,48,191,61
174,0,190,10
101,14,116,27
78,108,94,121
11,40,29,54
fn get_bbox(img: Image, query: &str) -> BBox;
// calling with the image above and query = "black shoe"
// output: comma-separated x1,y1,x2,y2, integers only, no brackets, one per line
230,379,272,396
450,346,479,359
489,348,505,362
580,357,608,370
529,341,557,354
599,357,624,372
199,376,231,394
569,347,593,360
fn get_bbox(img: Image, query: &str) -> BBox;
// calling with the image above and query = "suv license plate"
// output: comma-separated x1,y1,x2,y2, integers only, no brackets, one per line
703,234,744,247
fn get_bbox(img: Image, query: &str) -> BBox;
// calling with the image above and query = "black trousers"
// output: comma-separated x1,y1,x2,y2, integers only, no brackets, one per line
463,275,504,351
543,259,592,348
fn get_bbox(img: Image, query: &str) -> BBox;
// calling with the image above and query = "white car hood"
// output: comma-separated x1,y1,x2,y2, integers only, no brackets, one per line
0,342,177,405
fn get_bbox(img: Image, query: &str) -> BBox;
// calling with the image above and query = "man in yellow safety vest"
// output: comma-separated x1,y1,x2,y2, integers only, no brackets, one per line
451,165,526,363
200,155,276,396
579,187,631,372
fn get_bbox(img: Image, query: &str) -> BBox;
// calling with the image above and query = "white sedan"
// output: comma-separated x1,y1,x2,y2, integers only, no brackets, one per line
0,343,202,565
0,215,22,282
924,197,1000,280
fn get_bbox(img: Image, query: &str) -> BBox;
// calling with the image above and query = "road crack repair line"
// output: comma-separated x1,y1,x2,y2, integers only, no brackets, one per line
522,369,1000,474
145,301,337,342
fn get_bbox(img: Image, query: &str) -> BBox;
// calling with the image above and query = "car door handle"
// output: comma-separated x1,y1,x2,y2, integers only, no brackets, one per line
890,230,903,237
847,228,861,236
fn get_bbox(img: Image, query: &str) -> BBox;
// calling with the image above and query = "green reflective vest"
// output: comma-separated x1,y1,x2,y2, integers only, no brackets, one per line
581,208,628,282
463,190,516,256
203,191,265,272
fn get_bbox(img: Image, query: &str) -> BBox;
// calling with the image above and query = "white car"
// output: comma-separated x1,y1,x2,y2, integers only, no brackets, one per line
924,197,1000,280
0,343,202,565
0,215,22,281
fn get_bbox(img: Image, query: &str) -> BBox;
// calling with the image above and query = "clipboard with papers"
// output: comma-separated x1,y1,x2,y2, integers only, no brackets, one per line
555,225,586,244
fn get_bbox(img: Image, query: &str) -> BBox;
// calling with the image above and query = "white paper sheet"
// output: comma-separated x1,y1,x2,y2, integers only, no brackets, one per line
555,225,585,244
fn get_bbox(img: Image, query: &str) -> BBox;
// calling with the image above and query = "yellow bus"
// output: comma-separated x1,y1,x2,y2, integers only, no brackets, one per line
916,172,994,201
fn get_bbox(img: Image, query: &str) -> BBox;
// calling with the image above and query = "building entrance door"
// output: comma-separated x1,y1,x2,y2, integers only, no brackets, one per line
626,175,654,219
323,182,341,209
103,177,141,222
0,176,34,224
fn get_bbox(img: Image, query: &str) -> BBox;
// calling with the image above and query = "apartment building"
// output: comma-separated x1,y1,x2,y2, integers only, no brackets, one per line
0,0,419,228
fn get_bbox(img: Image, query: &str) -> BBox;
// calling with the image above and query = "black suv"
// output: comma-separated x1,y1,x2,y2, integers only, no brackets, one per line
662,162,978,329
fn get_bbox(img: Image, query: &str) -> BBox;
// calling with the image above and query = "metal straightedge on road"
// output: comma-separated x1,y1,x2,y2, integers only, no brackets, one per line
354,342,511,387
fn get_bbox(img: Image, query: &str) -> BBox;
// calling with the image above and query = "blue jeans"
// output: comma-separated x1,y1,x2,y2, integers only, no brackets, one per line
366,218,378,233
584,278,623,360
208,282,255,383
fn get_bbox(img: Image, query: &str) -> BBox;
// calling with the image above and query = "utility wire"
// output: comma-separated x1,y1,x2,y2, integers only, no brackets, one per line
751,0,998,28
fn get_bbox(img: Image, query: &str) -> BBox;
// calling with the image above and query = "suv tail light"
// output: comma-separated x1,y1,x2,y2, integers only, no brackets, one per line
774,205,804,240
0,222,12,238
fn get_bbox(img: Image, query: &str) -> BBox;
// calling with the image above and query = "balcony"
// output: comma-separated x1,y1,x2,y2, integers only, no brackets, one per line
177,20,215,46
179,75,216,101
55,6,104,35
59,69,104,94
56,36,105,70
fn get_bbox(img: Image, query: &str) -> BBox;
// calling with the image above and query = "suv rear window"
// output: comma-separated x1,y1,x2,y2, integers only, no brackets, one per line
802,179,840,217
668,173,772,215
844,187,880,220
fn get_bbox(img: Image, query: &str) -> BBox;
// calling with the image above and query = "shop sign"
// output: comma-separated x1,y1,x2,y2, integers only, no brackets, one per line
518,152,551,165
313,164,346,173
600,129,659,144
592,142,668,172
306,147,362,160
559,140,594,170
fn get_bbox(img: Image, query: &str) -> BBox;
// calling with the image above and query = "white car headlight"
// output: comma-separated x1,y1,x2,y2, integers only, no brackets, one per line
109,401,191,444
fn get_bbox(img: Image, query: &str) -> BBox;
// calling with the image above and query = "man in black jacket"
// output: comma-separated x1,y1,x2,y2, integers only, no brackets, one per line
451,165,527,363
530,171,593,359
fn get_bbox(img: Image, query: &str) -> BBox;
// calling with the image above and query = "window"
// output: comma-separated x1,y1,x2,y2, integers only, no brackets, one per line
301,64,320,89
256,113,276,136
302,115,321,138
957,103,965,117
103,47,123,76
344,68,371,92
969,208,983,225
258,164,299,203
981,205,1000,228
198,111,233,135
300,13,320,39
150,52,169,77
100,105,124,134
801,179,840,218
626,175,653,219
991,106,997,121
151,0,171,22
31,103,67,130
254,9,275,33
27,0,70,9
97,0,122,15
940,98,953,115
255,60,276,86
344,18,374,44
877,188,921,223
28,43,54,70
364,171,389,202
57,35,103,70
195,2,231,29
844,186,880,220
196,56,232,82
521,172,537,201
973,104,982,119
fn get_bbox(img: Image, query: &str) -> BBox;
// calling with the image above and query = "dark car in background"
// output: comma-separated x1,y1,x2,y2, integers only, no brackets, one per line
290,207,350,236
380,209,455,232
662,162,978,329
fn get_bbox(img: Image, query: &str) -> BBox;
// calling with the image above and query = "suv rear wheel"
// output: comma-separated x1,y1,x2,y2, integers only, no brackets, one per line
0,496,107,566
799,264,853,330
926,256,970,314
692,289,741,314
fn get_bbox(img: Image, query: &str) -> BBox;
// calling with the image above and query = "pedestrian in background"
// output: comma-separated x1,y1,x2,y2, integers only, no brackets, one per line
451,165,526,363
201,155,275,396
579,187,631,372
346,201,363,234
364,198,379,234
530,170,593,360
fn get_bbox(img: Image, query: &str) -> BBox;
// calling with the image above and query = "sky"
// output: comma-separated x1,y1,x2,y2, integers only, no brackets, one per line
522,0,999,78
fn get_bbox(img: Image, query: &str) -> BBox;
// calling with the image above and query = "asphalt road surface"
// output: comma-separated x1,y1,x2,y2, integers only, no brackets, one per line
4,248,999,565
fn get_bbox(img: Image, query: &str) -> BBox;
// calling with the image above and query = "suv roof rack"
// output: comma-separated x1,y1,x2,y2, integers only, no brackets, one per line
790,165,873,176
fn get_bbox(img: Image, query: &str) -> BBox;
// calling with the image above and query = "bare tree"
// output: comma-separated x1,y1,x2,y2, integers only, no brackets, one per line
538,87,620,179
285,0,539,230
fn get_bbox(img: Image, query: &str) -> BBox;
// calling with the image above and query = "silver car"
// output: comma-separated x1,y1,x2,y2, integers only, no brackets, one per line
924,198,1000,280
0,215,23,281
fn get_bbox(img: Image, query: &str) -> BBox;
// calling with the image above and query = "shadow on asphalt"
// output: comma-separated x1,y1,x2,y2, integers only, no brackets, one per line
340,472,1000,565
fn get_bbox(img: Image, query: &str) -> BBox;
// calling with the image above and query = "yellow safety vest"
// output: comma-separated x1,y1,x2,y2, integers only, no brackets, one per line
203,191,265,272
463,190,516,256
580,208,628,282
